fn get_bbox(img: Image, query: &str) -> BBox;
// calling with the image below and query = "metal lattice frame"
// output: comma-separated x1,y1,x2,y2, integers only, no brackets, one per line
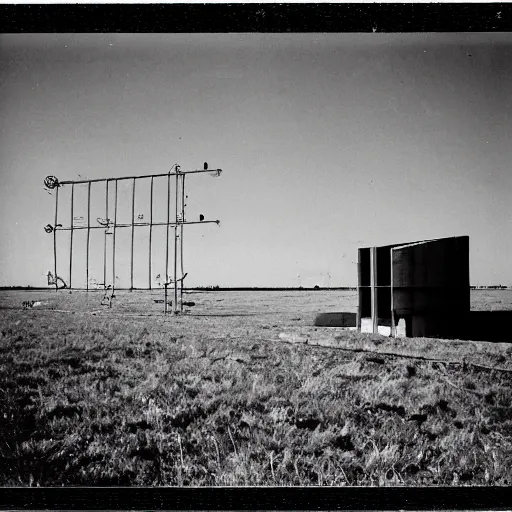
44,165,222,313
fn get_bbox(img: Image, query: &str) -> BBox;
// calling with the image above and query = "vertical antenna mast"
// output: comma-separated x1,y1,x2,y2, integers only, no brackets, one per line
112,180,118,298
149,176,153,290
164,170,171,314
180,174,185,312
174,167,179,313
86,182,91,291
103,181,109,289
69,184,74,290
130,178,135,291
54,184,59,292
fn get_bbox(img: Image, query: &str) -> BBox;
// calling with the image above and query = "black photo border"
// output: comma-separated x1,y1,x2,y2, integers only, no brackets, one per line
1,2,511,510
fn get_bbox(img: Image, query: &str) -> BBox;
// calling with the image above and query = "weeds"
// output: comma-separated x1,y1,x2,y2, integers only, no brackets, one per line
0,290,511,485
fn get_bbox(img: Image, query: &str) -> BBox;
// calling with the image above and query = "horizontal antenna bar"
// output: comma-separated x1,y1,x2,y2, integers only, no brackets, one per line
58,169,222,186
54,220,220,231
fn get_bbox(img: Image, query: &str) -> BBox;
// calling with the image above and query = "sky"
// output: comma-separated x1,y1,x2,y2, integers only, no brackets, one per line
1,33,511,288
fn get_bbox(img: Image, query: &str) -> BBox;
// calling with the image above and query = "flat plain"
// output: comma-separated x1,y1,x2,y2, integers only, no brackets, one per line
1,289,511,486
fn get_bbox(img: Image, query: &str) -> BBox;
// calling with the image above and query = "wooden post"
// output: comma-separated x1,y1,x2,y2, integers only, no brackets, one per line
370,246,378,334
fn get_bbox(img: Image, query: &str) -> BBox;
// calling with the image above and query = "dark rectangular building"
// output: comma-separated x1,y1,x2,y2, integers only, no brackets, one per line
358,236,470,338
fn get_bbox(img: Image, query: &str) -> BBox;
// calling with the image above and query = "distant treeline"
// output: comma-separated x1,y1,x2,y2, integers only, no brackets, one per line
0,286,49,290
0,285,358,292
471,285,510,290
190,286,358,291
2,285,510,291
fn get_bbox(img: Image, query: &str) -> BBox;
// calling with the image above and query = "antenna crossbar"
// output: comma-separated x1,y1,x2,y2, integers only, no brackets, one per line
57,168,222,186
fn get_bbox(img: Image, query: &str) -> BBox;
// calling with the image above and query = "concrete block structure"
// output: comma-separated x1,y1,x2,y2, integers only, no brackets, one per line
357,236,470,338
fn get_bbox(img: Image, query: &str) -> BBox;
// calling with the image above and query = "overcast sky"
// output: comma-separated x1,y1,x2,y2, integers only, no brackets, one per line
1,33,511,288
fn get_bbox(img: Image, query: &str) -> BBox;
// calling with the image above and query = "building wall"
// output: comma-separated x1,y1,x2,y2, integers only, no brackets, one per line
358,236,470,338
392,236,470,337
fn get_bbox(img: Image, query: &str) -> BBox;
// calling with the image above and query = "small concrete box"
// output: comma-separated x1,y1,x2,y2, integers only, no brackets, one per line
357,236,470,338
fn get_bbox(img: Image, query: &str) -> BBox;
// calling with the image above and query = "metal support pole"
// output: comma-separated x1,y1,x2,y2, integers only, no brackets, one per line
180,174,185,312
149,176,153,290
103,181,108,289
112,180,118,298
54,185,59,292
69,184,74,290
370,247,378,334
86,182,91,291
130,178,135,291
164,173,171,314
174,171,179,313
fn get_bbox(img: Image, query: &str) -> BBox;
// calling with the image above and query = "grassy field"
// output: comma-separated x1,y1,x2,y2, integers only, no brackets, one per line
1,289,512,486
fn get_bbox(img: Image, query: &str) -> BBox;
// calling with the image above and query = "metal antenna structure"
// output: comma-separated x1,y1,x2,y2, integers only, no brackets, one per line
43,164,222,314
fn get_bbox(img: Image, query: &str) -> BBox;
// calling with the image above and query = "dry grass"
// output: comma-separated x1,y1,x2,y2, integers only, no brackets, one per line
0,289,511,486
